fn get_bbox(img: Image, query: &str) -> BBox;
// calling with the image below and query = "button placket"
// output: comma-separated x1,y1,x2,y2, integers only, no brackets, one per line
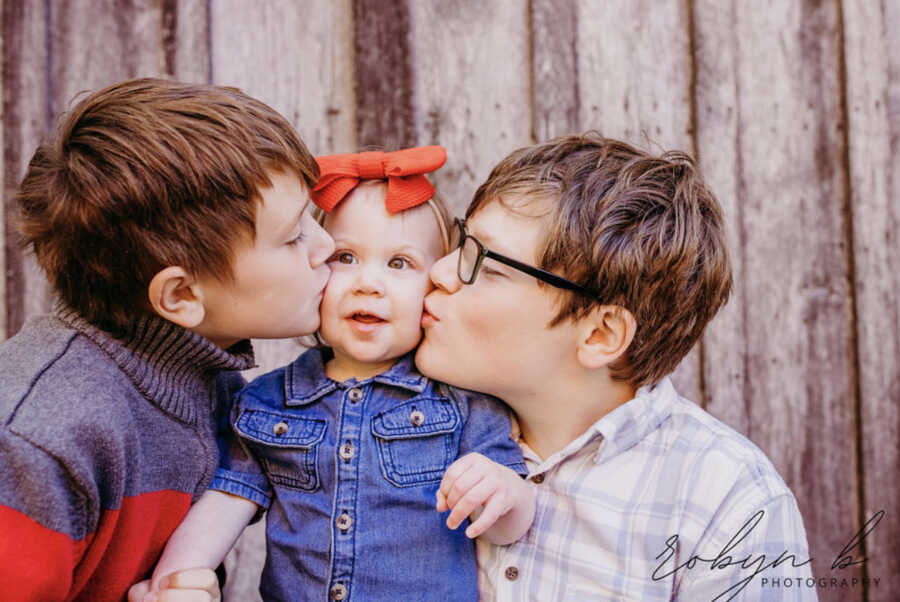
331,384,365,594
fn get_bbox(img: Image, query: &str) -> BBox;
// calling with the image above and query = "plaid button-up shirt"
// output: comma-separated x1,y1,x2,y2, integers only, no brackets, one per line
477,377,816,601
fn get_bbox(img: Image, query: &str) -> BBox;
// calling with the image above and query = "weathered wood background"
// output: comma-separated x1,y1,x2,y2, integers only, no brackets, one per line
2,1,897,600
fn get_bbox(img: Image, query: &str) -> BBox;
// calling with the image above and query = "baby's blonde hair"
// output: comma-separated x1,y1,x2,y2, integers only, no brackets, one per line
313,179,452,255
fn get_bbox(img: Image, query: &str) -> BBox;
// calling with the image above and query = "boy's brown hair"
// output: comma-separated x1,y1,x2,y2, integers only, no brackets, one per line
468,132,732,386
16,78,317,331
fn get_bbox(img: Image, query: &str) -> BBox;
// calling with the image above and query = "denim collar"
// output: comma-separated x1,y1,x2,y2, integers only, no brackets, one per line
285,348,429,406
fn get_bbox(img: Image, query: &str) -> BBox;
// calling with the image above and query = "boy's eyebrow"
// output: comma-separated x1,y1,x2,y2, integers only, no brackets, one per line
468,227,515,257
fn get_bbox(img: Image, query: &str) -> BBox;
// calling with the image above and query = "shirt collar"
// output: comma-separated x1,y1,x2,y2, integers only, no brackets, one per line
518,376,678,473
55,305,256,424
286,348,429,405
590,376,677,462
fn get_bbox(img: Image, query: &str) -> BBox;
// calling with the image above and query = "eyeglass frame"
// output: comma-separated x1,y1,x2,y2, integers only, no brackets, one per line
454,218,599,299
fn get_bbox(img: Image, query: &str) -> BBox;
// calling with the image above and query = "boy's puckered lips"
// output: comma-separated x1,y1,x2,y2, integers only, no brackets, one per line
421,297,440,328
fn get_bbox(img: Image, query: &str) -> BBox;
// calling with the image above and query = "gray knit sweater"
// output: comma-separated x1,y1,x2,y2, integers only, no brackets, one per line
0,307,254,601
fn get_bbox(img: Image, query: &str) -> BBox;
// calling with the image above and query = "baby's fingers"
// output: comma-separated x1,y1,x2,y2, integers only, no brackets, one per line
146,591,219,602
465,492,508,538
150,569,221,602
446,478,495,531
439,453,482,500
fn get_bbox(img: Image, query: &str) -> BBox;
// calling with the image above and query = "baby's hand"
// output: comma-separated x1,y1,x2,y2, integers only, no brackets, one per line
436,452,529,539
127,568,221,602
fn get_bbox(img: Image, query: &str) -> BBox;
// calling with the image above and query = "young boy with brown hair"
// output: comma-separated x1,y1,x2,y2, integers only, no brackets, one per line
419,133,816,600
0,78,335,601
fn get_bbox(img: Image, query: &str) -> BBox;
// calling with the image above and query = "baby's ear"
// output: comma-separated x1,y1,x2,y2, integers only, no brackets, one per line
147,266,206,328
575,305,636,370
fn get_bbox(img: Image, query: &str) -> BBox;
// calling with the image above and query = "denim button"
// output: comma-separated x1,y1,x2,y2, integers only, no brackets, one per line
348,388,363,402
409,409,425,426
339,442,355,460
273,421,288,436
505,566,519,581
336,512,353,531
532,473,544,484
330,583,347,600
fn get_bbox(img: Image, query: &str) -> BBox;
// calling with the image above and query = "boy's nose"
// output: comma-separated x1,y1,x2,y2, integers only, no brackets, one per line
309,218,335,267
429,251,462,294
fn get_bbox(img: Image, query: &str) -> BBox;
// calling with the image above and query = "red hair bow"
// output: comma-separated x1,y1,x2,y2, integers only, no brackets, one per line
311,146,447,214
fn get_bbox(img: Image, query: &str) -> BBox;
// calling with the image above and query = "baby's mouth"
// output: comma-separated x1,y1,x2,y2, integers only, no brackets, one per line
351,312,385,324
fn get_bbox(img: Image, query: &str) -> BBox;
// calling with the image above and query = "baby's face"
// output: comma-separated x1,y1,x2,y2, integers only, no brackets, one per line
319,182,444,371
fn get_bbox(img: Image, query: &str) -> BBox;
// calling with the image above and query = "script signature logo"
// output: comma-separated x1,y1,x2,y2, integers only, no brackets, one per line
651,509,884,601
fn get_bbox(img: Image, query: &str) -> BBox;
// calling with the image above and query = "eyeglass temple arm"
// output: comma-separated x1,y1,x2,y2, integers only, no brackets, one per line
483,250,593,294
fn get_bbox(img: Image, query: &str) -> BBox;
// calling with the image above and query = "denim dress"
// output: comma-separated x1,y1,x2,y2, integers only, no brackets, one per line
211,348,526,602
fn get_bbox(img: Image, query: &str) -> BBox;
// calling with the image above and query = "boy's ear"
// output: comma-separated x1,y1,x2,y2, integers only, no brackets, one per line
147,266,206,329
575,305,637,370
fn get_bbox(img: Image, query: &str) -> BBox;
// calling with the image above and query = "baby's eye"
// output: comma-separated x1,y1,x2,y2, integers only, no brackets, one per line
330,251,356,265
388,257,410,270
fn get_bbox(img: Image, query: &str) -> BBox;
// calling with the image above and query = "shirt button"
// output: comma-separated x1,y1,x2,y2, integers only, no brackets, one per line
409,409,425,426
532,473,544,484
336,512,353,532
348,387,363,403
330,583,347,600
505,566,519,581
273,421,288,436
339,442,355,460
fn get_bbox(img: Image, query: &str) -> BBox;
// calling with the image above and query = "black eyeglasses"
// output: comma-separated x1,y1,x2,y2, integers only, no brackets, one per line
454,218,599,299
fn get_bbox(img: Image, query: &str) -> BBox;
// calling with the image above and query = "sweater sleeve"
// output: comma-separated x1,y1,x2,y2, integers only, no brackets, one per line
0,429,89,601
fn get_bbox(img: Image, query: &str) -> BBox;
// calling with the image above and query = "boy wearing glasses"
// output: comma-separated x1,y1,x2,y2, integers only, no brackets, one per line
418,133,815,600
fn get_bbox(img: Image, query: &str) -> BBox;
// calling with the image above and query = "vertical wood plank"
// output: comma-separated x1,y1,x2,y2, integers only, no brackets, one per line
695,2,860,599
49,0,165,118
211,0,356,157
208,3,356,598
0,0,6,340
530,0,579,141
577,0,693,150
166,0,211,83
352,0,415,149
690,2,749,434
3,0,49,337
576,0,701,402
842,0,900,596
4,0,167,335
410,0,532,217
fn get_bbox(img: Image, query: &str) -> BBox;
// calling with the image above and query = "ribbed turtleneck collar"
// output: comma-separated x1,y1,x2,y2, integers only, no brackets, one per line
55,306,256,424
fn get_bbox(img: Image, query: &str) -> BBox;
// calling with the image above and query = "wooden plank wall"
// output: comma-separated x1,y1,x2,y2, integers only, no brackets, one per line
2,1,897,600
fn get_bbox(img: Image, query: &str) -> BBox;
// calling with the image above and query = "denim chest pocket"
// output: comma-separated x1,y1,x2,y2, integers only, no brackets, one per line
371,397,460,487
234,409,326,492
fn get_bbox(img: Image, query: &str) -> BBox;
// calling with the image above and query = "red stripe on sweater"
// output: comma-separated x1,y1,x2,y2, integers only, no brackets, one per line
0,505,85,600
0,490,192,602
